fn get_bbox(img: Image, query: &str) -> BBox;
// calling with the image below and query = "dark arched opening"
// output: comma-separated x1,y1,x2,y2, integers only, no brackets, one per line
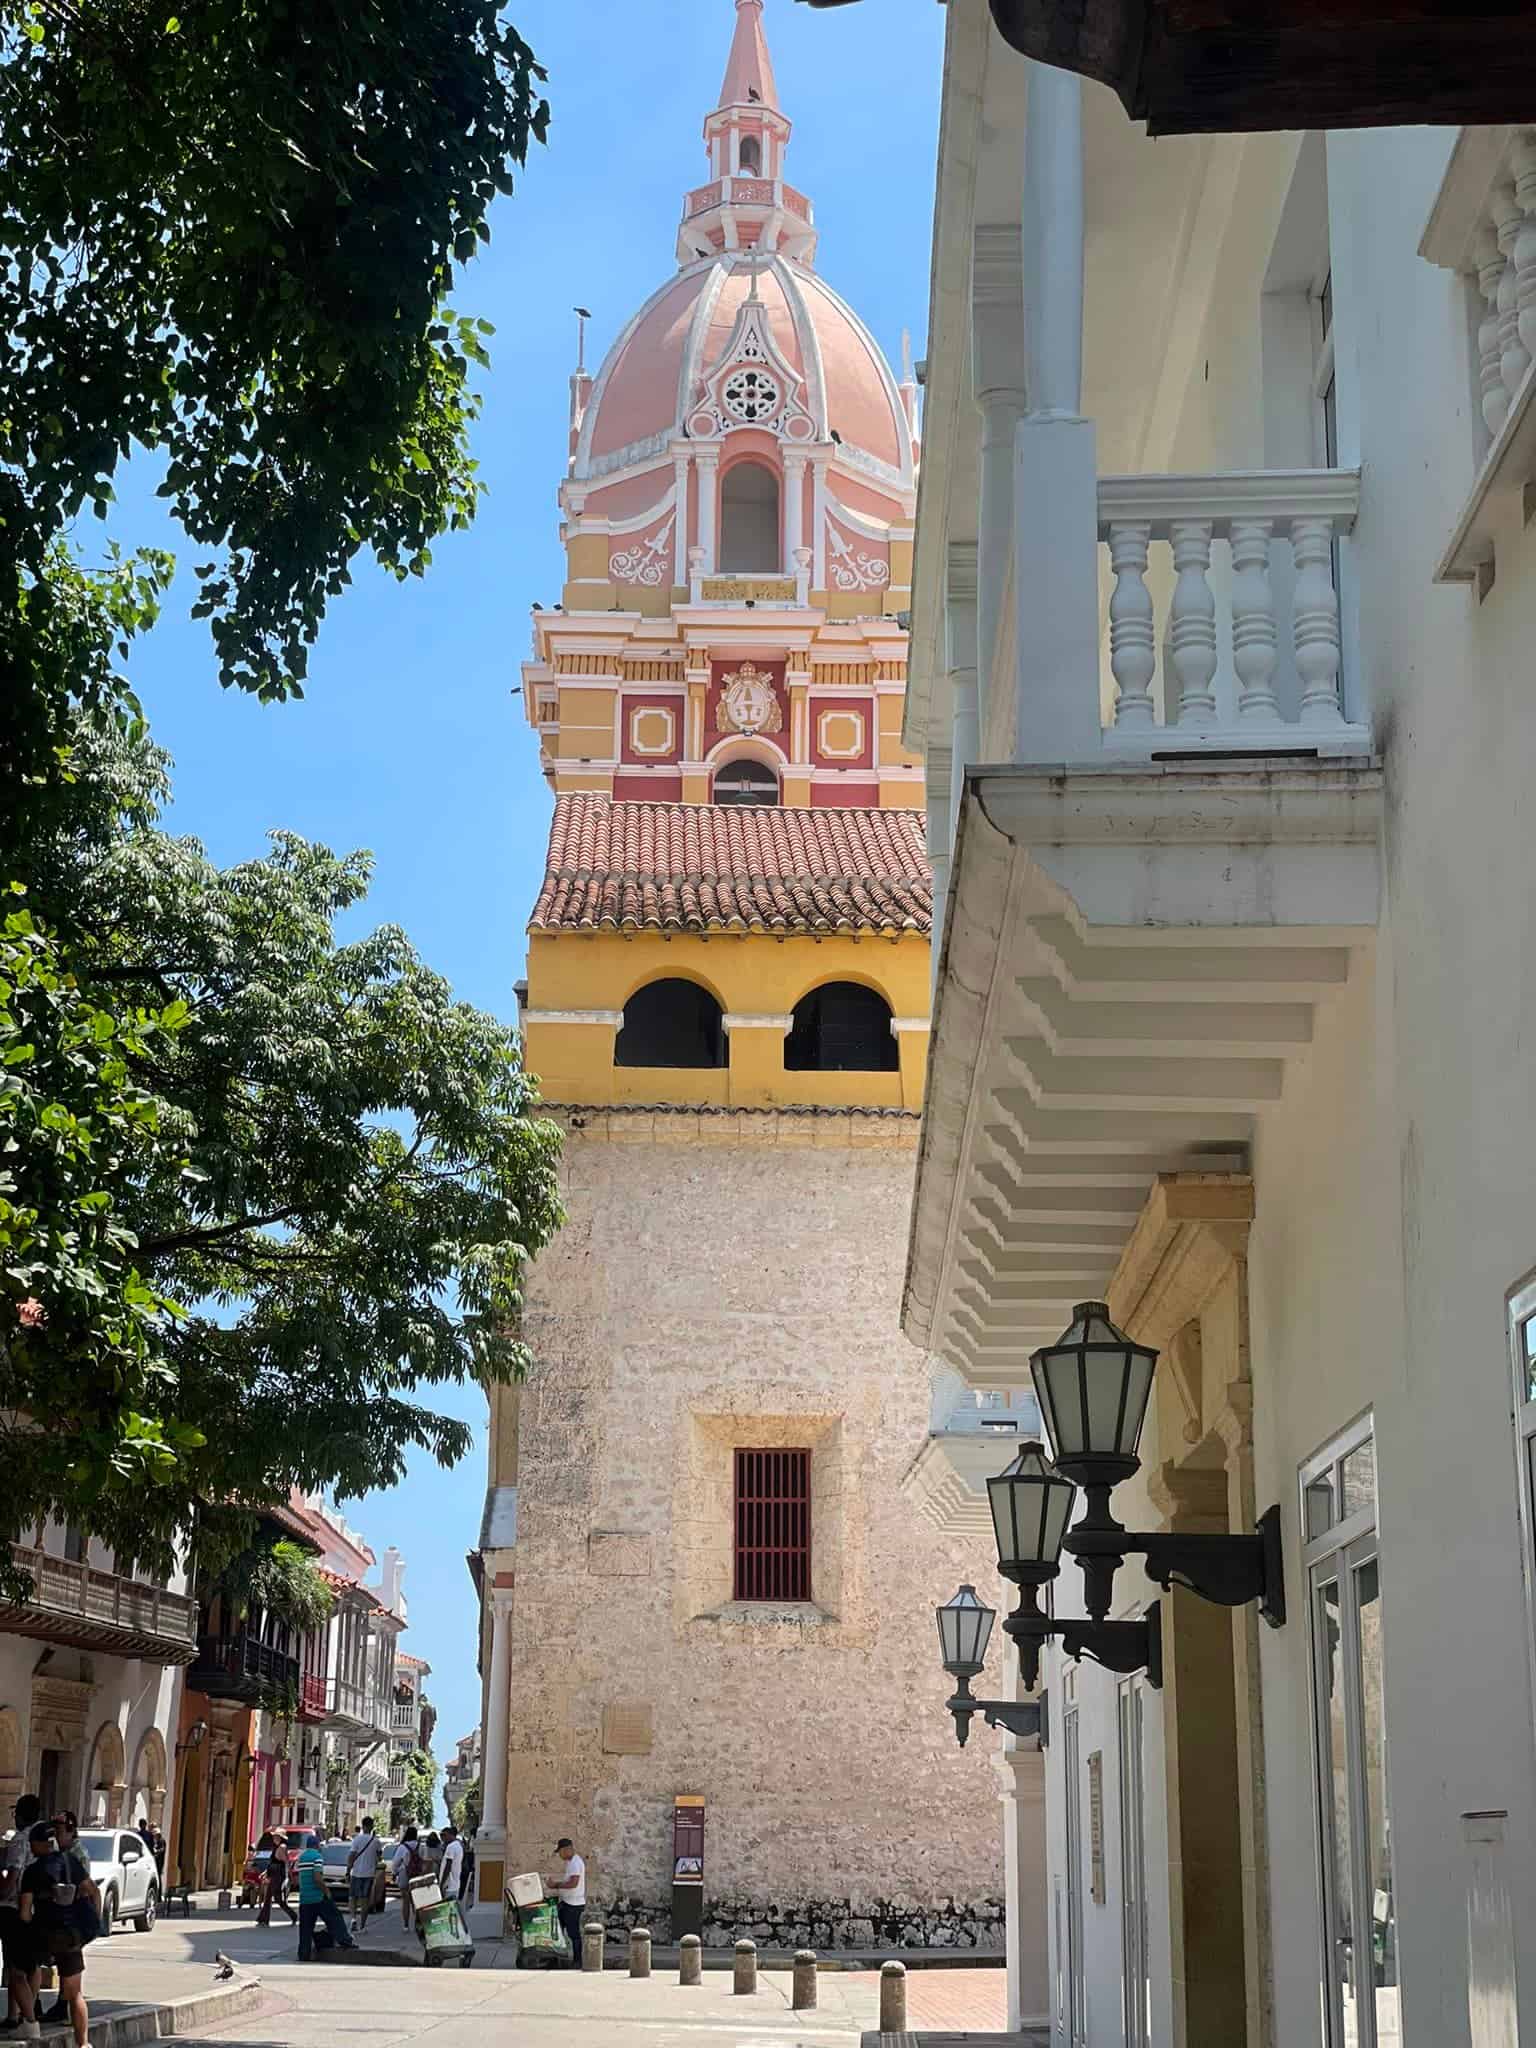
615,980,726,1069
784,982,898,1072
719,460,780,572
738,136,762,175
713,759,780,807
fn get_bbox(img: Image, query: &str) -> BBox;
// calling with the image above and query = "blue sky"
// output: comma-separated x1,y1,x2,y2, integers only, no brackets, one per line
111,0,942,1814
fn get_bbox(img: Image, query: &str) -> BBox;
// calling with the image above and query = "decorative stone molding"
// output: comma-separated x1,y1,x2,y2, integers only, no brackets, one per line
720,1013,793,1034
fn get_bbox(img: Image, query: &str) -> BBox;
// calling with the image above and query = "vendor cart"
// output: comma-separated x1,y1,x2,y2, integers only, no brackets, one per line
409,1875,475,1969
504,1871,571,1970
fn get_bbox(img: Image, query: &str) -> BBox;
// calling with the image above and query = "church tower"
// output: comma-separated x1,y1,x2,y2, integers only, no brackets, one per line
475,1,1005,1947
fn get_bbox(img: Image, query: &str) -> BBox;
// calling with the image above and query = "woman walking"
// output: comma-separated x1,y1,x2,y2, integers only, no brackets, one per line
253,1832,296,1928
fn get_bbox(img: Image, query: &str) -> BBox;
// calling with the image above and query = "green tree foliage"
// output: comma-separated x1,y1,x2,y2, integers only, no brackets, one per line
449,1780,481,1836
400,1748,438,1830
218,1539,334,1633
0,0,549,829
1,693,563,1592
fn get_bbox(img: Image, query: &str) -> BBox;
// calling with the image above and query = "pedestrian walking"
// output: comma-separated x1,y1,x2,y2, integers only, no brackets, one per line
253,1832,296,1928
149,1827,166,1880
460,1831,476,1909
295,1836,355,1963
548,1837,586,1965
437,1826,463,1903
345,1817,381,1934
389,1829,419,1932
0,1794,42,2040
37,1818,92,2027
17,1819,99,2048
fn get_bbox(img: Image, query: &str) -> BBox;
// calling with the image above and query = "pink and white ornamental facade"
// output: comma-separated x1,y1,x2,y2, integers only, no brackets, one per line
525,0,923,815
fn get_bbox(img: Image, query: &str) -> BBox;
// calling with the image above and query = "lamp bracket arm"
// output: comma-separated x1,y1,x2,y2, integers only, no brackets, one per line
1057,1606,1163,1689
980,1700,1045,1741
1122,1504,1286,1629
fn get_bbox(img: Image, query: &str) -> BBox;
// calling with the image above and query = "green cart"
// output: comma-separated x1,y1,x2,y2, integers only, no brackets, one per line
415,1894,475,1968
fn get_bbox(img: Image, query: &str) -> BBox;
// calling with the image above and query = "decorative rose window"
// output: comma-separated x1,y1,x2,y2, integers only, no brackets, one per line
722,367,780,423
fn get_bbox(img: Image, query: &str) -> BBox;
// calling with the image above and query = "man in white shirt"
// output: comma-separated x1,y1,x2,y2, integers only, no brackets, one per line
549,1837,586,1964
345,1817,382,1933
389,1828,419,1931
437,1827,464,1903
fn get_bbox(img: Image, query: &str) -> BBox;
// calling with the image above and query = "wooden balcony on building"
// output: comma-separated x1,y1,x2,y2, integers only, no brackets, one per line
188,1630,300,1701
0,1544,198,1664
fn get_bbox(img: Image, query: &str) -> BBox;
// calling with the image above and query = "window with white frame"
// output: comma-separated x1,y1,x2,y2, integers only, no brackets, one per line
1301,1416,1398,2048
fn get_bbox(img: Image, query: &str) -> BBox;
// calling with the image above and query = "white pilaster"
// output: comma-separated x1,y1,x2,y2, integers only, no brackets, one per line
481,1591,513,1833
973,226,1027,730
783,451,806,571
696,452,719,575
673,450,691,587
1014,61,1101,764
998,1741,1051,2031
811,459,828,590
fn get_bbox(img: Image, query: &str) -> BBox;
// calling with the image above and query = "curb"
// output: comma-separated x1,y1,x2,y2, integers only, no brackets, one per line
36,1976,264,2048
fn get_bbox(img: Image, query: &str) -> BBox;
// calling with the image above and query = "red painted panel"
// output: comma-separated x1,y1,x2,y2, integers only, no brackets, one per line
808,693,874,771
620,693,684,765
613,771,683,803
811,780,881,808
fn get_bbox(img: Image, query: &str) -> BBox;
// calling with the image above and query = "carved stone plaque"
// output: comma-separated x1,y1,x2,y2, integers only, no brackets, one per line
601,1704,654,1756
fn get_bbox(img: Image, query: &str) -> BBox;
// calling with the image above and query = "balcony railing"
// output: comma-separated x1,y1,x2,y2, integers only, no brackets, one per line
2,1545,197,1660
1096,470,1368,753
190,1631,300,1700
326,1675,367,1725
390,1704,418,1734
388,1761,408,1794
298,1674,327,1721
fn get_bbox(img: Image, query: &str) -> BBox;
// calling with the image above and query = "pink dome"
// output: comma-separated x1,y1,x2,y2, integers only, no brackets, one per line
575,252,913,485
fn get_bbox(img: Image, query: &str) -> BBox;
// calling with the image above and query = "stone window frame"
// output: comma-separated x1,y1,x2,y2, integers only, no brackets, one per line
674,1408,869,1647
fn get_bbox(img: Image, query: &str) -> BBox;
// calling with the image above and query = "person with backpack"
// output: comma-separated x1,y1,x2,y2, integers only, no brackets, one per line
389,1828,419,1932
16,1821,99,2048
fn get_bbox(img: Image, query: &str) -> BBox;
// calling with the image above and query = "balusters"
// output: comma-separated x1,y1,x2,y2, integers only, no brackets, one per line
1108,521,1156,728
1168,519,1217,728
1512,132,1536,370
1292,517,1345,725
1494,182,1531,401
1230,518,1279,723
1475,225,1510,434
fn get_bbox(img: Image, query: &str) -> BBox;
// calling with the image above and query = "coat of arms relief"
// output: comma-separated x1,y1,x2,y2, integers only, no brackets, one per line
715,661,783,737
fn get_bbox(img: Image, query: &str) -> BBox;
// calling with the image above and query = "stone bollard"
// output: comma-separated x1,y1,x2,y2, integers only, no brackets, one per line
678,1933,702,1985
792,1949,818,2010
629,1927,652,1979
733,1937,757,1995
879,1960,907,2033
581,1918,605,1972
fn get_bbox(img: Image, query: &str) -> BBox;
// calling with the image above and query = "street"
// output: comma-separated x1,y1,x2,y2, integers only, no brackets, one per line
66,1900,1020,2048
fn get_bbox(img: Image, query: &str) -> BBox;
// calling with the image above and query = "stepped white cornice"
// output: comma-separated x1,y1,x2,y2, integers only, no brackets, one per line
904,760,1383,1382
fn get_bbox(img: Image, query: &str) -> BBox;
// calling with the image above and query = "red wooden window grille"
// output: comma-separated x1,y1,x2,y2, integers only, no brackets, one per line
734,1448,811,1601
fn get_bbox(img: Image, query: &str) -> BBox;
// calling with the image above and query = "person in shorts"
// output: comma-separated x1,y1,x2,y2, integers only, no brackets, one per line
18,1822,98,2048
345,1818,381,1934
1,1794,42,2039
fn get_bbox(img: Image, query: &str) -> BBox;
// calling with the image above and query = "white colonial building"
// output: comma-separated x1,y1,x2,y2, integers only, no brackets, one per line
900,7,1536,2046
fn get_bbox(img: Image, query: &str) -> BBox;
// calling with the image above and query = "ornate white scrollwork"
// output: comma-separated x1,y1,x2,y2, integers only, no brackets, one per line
609,512,676,587
826,522,891,592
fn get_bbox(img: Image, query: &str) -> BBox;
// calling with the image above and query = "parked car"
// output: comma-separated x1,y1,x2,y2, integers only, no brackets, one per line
75,1829,158,1933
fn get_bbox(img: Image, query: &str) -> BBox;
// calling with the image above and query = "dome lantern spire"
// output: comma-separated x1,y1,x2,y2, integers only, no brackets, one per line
678,1,816,270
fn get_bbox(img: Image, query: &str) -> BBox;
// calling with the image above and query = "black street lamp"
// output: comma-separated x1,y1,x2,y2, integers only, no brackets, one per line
935,1584,1045,1749
1030,1302,1285,1629
986,1441,1162,1693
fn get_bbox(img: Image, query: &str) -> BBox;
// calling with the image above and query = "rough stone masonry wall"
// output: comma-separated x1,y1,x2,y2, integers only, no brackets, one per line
503,1112,1009,1950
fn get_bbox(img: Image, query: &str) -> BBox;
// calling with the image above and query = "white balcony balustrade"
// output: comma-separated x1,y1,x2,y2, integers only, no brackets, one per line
1098,472,1366,752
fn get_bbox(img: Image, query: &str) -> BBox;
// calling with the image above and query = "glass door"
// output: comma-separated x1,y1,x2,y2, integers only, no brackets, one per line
1118,1678,1150,2048
1305,1421,1397,2048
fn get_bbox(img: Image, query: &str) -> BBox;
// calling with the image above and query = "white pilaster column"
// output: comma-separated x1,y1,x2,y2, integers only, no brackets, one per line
480,1591,513,1833
972,227,1026,734
672,450,691,588
811,458,828,590
783,452,806,572
946,542,980,873
696,451,719,574
998,1742,1051,2031
1014,61,1101,764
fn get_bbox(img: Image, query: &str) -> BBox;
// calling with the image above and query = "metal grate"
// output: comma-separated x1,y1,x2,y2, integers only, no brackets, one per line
733,1449,811,1602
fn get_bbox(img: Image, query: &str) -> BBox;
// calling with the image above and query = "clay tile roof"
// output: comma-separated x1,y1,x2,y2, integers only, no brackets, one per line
531,794,932,937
